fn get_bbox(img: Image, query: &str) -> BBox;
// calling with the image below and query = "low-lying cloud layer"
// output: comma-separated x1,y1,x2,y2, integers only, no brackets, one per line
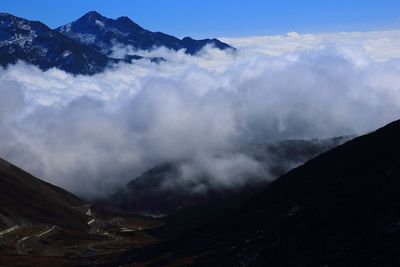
1,30,400,197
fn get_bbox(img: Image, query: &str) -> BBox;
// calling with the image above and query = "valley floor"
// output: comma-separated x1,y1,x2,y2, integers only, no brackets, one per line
0,205,162,266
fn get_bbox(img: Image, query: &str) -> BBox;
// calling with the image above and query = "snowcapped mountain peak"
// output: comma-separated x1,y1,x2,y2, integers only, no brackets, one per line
0,13,24,26
57,11,112,35
116,16,139,26
81,11,105,21
0,14,41,45
56,12,233,55
0,13,115,75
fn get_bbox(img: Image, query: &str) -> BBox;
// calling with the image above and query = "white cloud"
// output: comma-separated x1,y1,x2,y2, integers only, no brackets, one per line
221,30,400,61
1,30,400,196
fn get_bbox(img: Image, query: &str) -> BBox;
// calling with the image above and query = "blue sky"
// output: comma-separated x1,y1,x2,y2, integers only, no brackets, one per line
2,0,400,38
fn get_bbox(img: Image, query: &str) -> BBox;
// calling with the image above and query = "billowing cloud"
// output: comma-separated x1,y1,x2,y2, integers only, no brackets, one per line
1,30,400,197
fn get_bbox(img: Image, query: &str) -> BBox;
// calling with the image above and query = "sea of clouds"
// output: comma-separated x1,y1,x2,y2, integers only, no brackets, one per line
1,30,400,197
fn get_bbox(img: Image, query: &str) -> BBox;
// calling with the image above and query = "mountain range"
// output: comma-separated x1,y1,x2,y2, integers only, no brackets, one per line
56,11,232,56
0,11,234,75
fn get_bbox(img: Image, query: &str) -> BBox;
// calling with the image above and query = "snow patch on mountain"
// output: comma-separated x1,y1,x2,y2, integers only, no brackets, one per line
95,19,104,27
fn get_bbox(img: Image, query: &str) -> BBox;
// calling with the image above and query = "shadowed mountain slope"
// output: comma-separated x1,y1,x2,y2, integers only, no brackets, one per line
0,158,87,231
112,119,400,266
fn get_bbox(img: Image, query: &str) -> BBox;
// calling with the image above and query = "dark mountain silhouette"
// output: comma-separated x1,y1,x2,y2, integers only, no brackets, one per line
56,11,234,55
107,119,400,266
